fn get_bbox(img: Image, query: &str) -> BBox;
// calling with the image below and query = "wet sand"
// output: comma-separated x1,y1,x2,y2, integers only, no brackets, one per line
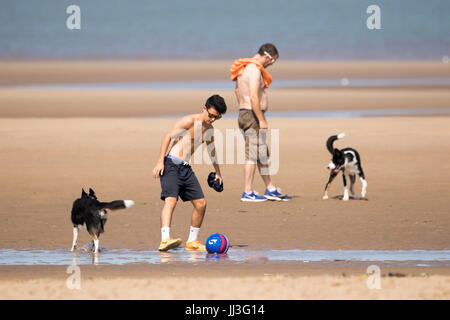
2,60,450,86
0,60,449,299
1,116,449,299
1,116,449,251
1,60,450,117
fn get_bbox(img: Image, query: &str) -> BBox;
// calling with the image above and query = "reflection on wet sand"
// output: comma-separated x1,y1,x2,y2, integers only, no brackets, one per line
159,250,212,263
1,248,449,266
72,251,99,266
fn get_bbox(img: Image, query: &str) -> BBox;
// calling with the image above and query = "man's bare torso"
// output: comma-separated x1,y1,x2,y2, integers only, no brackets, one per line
236,63,268,111
168,114,213,162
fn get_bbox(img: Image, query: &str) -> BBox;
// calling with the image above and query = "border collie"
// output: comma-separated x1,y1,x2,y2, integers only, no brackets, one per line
71,188,134,253
322,133,368,201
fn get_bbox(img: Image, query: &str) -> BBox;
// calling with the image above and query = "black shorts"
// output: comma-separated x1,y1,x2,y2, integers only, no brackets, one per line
160,156,205,202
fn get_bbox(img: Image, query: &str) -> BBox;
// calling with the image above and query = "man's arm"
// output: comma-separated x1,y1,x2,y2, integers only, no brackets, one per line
205,133,223,184
234,81,241,105
152,116,194,178
248,65,268,129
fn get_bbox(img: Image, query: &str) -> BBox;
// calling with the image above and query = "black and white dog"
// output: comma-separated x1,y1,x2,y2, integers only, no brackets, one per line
322,133,367,201
71,188,134,253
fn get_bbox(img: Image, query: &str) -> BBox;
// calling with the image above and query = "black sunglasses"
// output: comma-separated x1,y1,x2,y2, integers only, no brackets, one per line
205,107,222,120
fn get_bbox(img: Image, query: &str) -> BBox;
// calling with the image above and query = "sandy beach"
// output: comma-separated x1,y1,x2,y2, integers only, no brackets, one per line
1,264,449,300
0,60,449,299
1,61,450,118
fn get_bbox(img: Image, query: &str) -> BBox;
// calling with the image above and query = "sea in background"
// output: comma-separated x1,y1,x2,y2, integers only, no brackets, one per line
0,0,449,61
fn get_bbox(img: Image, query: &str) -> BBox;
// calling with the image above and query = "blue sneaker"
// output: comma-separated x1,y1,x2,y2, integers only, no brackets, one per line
264,188,290,201
240,191,268,202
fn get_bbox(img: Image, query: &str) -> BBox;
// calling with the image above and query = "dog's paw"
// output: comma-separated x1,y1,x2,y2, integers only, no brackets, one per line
342,196,349,201
322,195,328,200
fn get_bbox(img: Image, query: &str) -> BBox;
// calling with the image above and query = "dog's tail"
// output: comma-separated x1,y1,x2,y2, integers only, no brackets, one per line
326,133,345,154
99,200,135,211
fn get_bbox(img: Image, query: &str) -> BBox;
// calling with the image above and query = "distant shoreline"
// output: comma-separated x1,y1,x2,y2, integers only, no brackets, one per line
1,60,450,117
1,60,450,86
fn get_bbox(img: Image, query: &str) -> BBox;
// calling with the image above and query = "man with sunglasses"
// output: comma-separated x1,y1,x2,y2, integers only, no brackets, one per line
152,95,226,251
231,43,289,202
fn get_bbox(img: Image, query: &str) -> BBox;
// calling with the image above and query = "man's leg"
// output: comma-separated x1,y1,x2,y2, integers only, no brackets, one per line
161,196,177,230
244,162,257,193
241,132,268,201
257,161,275,190
190,197,207,228
185,198,207,251
159,197,182,251
257,129,276,191
240,113,267,201
257,134,289,201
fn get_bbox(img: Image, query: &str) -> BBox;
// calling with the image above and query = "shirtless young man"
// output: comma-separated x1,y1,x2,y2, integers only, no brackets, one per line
152,95,226,251
231,43,289,202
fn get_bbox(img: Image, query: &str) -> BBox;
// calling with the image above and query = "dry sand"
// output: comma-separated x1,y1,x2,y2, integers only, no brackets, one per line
0,263,449,299
0,60,449,299
2,274,450,300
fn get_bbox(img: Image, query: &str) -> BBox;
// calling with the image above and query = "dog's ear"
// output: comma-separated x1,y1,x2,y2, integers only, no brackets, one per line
81,189,87,197
89,188,96,197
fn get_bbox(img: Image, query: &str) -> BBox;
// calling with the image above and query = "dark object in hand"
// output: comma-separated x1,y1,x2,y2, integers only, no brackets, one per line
207,172,223,192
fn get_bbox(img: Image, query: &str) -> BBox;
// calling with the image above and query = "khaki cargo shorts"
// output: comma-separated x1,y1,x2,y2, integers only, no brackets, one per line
237,109,270,164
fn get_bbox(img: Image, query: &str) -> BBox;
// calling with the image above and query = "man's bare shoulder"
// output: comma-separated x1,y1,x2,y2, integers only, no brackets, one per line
243,62,260,72
174,114,197,129
242,63,262,79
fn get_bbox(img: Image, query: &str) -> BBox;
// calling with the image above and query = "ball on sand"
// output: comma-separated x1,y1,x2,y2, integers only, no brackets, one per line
205,233,229,254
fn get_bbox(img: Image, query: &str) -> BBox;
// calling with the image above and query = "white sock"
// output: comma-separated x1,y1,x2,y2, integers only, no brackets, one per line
268,186,277,192
187,226,200,242
161,227,170,240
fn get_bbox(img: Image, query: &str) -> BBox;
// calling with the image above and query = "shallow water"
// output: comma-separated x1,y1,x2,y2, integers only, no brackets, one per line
230,108,450,119
161,108,450,119
1,248,449,266
8,78,450,90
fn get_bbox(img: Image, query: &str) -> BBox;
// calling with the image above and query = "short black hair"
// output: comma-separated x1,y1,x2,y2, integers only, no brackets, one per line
205,94,227,115
257,43,279,58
